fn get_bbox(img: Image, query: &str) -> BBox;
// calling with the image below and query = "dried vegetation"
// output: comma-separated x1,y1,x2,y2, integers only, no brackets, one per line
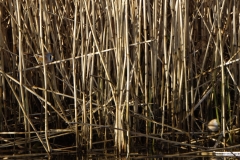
0,0,240,158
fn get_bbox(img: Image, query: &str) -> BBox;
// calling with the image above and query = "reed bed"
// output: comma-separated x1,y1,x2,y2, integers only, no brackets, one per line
0,0,240,158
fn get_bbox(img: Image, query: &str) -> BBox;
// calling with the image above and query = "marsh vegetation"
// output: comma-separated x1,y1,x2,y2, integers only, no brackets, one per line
0,0,240,159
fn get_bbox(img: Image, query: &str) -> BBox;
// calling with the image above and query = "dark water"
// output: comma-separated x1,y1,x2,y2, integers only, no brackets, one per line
0,151,228,160
0,142,236,160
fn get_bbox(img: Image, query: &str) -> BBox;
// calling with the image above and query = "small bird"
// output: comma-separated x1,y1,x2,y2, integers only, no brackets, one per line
207,119,220,132
34,53,54,64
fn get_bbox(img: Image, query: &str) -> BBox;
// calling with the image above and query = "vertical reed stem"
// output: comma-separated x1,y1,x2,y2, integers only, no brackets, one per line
72,0,79,151
39,0,51,153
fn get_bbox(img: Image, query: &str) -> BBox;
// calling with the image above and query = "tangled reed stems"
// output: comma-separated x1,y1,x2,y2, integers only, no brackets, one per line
0,0,240,158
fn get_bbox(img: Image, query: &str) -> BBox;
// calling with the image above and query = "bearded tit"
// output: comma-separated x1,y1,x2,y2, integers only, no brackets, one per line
34,53,54,64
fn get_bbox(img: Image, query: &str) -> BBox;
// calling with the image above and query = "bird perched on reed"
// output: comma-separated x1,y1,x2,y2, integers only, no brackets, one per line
207,119,220,132
34,53,54,64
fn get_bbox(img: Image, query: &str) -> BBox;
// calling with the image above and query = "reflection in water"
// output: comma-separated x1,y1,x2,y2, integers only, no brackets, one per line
0,149,234,160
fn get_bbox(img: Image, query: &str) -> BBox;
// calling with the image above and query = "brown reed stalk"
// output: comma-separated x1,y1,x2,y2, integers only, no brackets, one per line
16,0,30,151
88,0,95,151
72,0,79,151
0,5,3,132
39,0,51,153
183,0,190,133
124,0,130,155
161,0,167,137
217,0,226,148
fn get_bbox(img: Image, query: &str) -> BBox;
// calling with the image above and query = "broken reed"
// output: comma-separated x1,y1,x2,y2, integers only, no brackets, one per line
0,0,239,155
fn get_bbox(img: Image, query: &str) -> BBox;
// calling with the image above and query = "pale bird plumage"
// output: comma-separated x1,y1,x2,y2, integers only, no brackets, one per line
207,119,220,132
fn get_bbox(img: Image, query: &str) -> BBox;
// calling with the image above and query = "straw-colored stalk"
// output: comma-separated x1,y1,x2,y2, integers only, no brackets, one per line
39,0,51,153
72,0,78,151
